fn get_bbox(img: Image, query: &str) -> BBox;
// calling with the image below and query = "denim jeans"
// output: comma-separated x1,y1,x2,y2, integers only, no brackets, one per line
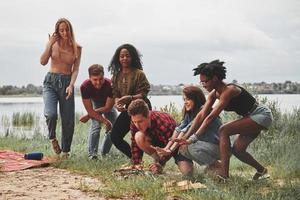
43,72,74,153
88,100,118,157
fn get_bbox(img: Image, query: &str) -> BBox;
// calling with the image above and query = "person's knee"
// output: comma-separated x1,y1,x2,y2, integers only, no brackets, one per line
219,124,231,138
178,161,194,177
110,130,120,145
45,113,57,122
232,144,246,155
90,129,100,137
134,131,147,149
91,121,101,131
105,111,117,124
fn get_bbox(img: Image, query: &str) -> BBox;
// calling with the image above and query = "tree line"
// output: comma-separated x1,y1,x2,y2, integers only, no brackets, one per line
1,81,300,96
0,84,43,96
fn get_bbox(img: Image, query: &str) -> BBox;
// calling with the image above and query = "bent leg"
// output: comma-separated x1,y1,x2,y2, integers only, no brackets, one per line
135,131,156,154
88,118,101,157
174,152,194,177
219,117,264,178
232,134,265,172
135,131,162,162
205,160,222,174
177,160,194,177
101,108,118,156
110,111,131,158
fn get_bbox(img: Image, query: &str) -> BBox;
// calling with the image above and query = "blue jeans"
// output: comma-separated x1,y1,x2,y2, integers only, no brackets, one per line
88,100,118,157
43,72,75,153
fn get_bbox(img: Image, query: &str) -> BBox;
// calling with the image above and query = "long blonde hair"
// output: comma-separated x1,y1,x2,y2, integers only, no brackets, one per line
54,18,79,58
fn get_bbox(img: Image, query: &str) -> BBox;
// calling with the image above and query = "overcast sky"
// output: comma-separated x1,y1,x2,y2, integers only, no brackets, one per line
0,0,299,86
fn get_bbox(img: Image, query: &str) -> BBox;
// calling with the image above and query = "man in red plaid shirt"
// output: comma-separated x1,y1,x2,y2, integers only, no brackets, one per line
128,99,193,174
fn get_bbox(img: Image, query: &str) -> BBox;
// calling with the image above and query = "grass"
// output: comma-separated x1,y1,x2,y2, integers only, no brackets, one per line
0,100,300,199
12,112,36,127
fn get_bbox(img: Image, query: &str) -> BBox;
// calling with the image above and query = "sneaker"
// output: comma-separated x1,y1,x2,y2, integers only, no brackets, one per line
88,155,98,160
51,139,61,155
89,155,98,160
253,168,270,180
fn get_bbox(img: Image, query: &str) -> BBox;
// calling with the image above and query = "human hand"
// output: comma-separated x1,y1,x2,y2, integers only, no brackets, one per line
132,164,143,170
115,101,126,112
149,162,163,174
117,95,132,105
48,32,59,46
118,164,143,171
65,85,74,100
79,114,90,123
172,138,192,146
155,147,172,157
179,144,188,155
103,119,112,132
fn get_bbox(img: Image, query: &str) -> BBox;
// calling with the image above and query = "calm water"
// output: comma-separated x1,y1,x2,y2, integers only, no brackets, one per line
0,94,299,116
0,94,299,137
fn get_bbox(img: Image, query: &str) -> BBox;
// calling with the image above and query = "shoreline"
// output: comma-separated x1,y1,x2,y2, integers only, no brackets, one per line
1,93,300,98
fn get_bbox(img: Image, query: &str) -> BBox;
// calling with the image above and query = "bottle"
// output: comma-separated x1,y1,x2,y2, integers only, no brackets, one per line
24,152,44,160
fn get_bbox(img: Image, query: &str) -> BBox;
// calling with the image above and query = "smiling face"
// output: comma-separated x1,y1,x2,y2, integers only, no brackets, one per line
58,22,69,40
119,48,132,68
89,74,104,89
131,113,150,133
183,94,195,112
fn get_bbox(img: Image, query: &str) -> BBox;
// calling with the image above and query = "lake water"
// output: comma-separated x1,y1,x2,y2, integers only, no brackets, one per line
0,94,299,137
0,94,299,116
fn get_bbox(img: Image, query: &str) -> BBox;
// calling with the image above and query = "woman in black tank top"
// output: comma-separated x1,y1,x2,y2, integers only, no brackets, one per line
175,60,272,181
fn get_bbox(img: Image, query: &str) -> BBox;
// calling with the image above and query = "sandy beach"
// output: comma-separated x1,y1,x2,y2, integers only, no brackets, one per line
0,167,105,200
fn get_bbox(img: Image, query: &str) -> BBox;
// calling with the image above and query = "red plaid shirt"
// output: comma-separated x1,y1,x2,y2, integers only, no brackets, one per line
130,111,177,165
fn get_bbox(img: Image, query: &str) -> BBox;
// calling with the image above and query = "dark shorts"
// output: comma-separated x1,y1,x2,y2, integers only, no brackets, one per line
173,150,193,165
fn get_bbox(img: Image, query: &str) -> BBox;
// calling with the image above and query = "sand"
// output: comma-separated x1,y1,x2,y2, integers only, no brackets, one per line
0,167,105,200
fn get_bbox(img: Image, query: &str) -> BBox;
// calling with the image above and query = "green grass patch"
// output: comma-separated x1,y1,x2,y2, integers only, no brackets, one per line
12,112,36,127
1,100,300,199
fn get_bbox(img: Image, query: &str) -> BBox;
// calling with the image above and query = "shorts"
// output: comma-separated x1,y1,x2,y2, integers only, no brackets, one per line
173,151,193,165
181,140,220,166
249,105,273,129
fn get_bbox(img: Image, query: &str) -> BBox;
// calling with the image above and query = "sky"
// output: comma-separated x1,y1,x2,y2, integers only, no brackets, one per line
0,0,299,86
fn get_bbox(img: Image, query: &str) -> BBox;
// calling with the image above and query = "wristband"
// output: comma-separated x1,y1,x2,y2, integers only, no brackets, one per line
189,134,199,143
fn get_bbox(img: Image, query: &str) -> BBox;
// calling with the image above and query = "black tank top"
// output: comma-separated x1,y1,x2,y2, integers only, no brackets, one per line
223,84,256,116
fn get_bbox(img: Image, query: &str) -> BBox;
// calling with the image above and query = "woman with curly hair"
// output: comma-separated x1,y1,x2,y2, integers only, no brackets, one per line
176,60,273,181
108,44,151,159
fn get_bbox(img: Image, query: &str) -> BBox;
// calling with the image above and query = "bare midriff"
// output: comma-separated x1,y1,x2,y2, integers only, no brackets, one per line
49,63,73,75
49,43,75,75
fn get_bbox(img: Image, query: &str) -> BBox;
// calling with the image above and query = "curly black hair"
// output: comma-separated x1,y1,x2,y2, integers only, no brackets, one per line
193,59,226,80
108,44,143,75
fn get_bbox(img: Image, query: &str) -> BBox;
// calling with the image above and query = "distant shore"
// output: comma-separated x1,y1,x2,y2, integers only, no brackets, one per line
1,81,300,96
1,93,300,98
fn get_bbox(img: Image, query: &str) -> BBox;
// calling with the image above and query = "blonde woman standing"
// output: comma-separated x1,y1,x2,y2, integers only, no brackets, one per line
40,18,82,158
